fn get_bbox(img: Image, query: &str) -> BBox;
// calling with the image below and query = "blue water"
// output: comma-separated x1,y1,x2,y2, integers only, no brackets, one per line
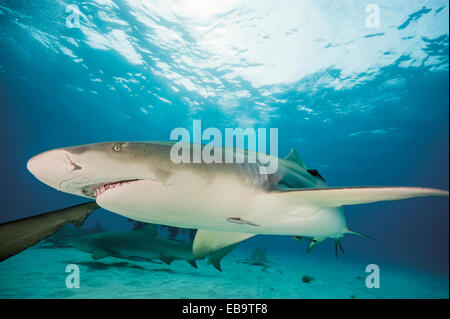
0,1,448,298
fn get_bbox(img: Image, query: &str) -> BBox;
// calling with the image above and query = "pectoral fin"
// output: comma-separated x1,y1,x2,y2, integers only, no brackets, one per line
186,259,198,269
92,248,112,260
207,243,239,272
278,186,448,209
0,202,99,262
193,229,255,259
160,256,175,265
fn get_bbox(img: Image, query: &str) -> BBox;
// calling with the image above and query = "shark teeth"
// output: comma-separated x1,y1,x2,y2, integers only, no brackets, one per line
94,180,139,198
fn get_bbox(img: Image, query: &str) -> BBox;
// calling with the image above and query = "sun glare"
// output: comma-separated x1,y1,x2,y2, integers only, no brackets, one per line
178,0,237,19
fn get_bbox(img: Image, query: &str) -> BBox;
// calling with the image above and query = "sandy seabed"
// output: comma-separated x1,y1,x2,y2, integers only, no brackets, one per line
0,243,448,299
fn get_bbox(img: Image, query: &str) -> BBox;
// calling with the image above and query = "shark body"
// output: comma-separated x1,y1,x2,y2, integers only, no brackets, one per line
238,247,275,270
23,141,448,258
72,224,235,271
42,222,107,248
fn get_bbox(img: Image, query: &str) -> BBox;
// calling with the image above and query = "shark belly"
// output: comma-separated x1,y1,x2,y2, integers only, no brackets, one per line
95,178,347,238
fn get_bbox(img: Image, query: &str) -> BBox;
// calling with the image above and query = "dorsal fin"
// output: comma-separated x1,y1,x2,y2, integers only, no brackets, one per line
135,224,158,237
284,149,307,169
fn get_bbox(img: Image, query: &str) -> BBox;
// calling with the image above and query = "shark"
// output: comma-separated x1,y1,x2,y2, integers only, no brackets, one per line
42,221,107,248
2,141,447,262
238,247,275,270
0,202,99,261
71,224,236,271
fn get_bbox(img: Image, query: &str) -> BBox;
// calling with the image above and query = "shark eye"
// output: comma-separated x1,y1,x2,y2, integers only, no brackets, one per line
112,144,122,152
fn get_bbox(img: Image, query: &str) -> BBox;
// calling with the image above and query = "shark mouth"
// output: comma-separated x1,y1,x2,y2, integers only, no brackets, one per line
94,180,140,198
82,180,140,198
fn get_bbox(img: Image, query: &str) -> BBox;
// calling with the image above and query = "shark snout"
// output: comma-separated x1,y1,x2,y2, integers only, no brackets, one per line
27,149,83,190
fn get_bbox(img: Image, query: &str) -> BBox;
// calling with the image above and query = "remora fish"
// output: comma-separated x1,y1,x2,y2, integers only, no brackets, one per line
72,224,235,271
15,141,450,259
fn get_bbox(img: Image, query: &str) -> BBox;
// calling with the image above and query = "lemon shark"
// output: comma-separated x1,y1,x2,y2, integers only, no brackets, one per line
238,247,275,270
8,141,448,261
0,202,99,261
42,222,107,248
72,224,236,271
